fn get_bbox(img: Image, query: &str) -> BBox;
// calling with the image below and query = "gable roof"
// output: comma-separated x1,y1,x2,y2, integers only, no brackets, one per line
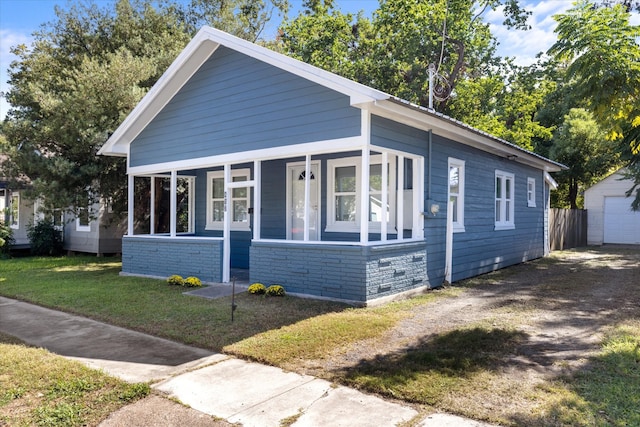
98,26,565,173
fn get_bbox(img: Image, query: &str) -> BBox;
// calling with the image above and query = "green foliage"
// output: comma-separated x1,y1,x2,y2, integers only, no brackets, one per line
26,219,64,256
266,284,286,297
248,282,267,295
0,223,15,258
550,108,621,208
278,0,549,151
166,275,184,286
549,1,640,207
183,276,202,287
1,0,287,215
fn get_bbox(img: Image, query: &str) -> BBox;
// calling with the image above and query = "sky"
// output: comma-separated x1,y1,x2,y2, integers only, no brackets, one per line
0,0,638,120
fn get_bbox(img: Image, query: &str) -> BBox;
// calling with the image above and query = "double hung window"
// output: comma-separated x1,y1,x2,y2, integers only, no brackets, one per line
495,170,515,229
448,158,465,232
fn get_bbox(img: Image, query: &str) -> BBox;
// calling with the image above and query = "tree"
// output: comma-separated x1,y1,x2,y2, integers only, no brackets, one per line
1,0,287,218
278,0,554,151
549,0,640,207
550,108,621,209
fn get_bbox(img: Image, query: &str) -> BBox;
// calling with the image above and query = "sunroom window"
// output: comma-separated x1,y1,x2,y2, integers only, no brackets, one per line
327,155,396,232
132,175,194,234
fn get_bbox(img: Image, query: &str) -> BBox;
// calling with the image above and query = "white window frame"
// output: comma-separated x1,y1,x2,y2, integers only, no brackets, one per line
326,155,396,233
495,170,515,230
0,189,6,224
206,168,251,231
9,192,20,230
527,177,536,208
448,158,465,233
76,206,91,232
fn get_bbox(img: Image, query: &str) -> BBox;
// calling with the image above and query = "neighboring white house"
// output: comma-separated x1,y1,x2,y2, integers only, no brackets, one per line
584,169,640,245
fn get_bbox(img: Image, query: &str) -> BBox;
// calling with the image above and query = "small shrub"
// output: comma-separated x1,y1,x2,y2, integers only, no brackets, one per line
266,284,286,297
0,223,14,258
248,283,266,295
183,276,202,287
27,219,63,256
166,275,184,286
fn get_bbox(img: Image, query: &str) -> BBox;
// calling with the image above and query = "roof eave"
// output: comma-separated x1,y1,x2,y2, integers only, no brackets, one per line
370,98,566,173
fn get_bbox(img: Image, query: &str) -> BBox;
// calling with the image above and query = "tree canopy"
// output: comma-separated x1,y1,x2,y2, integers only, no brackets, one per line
0,0,287,217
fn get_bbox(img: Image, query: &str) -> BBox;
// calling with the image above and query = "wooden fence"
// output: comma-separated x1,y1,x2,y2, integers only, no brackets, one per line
549,208,587,251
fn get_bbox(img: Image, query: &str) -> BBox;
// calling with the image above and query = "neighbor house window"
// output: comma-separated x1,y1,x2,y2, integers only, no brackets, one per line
326,155,396,232
0,189,6,223
495,170,515,230
76,207,91,232
527,177,536,207
9,192,19,229
206,169,250,230
448,158,465,232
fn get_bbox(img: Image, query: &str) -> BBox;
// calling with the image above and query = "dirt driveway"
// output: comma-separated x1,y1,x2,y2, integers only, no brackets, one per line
297,246,640,424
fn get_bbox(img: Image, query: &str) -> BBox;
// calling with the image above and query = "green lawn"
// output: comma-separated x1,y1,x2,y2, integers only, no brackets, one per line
0,332,149,426
1,253,639,426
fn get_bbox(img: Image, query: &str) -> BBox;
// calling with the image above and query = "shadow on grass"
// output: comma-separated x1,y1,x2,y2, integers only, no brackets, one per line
335,326,528,404
511,324,640,426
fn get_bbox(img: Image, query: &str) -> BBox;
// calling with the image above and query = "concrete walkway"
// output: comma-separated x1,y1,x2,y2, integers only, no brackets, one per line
0,296,496,427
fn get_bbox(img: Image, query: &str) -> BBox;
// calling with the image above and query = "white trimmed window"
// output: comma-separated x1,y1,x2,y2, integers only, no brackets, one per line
9,192,19,229
326,155,396,232
0,189,6,224
527,177,536,207
206,169,250,231
76,207,91,232
495,170,515,230
448,158,465,232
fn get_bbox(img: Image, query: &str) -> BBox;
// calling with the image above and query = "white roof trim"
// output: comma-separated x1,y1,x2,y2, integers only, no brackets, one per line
98,26,388,156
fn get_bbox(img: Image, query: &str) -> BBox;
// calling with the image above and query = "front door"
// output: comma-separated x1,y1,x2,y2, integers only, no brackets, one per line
287,162,320,240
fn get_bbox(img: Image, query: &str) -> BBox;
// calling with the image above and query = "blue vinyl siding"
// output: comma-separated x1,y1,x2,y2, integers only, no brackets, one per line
371,115,547,285
130,47,361,167
430,134,546,282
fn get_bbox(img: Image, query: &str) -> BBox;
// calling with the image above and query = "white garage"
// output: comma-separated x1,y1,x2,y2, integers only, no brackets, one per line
584,169,640,245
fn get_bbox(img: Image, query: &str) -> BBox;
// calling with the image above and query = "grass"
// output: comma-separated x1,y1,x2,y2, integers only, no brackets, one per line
1,250,639,426
0,334,149,426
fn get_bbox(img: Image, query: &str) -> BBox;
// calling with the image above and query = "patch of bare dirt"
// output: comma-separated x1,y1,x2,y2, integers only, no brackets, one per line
295,246,640,423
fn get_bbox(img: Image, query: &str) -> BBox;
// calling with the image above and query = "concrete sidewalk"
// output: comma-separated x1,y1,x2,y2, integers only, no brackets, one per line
0,296,496,427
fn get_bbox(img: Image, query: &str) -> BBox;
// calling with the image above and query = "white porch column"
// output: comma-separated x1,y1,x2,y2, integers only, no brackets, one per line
150,176,156,235
381,151,388,241
360,148,370,243
223,164,231,282
170,170,177,237
253,160,261,240
127,174,134,236
303,154,311,241
360,110,371,243
397,155,404,241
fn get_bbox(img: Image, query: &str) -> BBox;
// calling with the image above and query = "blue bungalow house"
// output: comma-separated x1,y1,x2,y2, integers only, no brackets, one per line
98,26,564,305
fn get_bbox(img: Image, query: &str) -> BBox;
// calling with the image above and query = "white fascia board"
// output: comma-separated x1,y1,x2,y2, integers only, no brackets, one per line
370,99,566,173
127,136,365,175
99,34,220,156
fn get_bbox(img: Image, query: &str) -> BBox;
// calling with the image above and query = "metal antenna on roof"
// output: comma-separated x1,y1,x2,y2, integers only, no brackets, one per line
428,64,452,111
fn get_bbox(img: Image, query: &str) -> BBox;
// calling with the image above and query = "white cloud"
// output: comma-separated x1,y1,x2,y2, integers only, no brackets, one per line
0,29,32,119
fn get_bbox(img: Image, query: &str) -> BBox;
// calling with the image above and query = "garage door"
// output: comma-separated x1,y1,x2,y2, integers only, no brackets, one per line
604,196,640,244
